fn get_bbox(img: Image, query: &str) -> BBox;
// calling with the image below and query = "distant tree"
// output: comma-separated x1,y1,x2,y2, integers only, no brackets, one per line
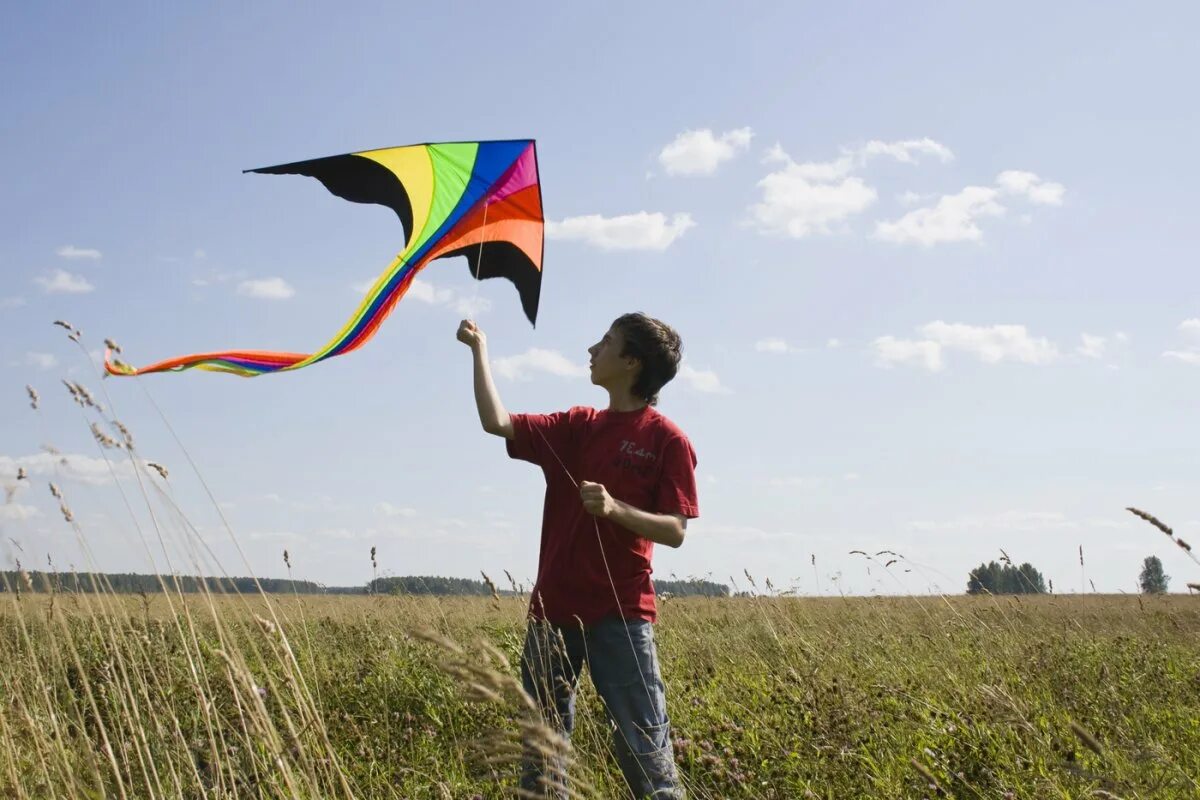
1139,556,1169,594
967,561,1047,594
654,579,729,597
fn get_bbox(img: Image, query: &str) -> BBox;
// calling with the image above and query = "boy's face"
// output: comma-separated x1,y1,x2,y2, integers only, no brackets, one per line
588,325,638,389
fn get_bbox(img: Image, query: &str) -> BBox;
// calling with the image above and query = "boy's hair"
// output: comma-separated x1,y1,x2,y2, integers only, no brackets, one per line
613,312,683,406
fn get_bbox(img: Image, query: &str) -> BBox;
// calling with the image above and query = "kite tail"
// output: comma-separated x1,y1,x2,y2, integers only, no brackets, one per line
103,250,427,378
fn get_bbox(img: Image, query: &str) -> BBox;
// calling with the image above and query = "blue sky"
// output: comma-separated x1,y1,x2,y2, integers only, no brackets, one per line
3,2,1199,593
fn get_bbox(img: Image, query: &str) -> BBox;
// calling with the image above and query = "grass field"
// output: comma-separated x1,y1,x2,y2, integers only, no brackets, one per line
2,587,1198,799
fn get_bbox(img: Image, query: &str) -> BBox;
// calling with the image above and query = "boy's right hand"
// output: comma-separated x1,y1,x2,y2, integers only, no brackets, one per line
457,319,485,349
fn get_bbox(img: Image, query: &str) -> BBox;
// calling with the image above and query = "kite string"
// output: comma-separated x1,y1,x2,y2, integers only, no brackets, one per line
465,196,490,323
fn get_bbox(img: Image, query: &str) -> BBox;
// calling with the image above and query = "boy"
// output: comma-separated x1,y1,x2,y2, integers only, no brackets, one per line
457,312,698,799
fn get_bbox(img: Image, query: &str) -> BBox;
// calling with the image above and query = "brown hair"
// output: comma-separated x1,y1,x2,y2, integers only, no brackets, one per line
613,312,683,406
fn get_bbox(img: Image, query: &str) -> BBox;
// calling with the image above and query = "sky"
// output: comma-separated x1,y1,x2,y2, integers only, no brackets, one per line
2,2,1199,594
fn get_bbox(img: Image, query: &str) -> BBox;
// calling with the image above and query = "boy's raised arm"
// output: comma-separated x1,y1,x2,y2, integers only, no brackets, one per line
457,320,514,439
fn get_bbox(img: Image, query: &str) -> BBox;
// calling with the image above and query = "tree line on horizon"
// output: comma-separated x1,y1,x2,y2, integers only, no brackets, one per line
0,571,731,598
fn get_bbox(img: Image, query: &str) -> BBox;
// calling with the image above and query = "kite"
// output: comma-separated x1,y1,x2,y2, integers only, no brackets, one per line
105,139,543,377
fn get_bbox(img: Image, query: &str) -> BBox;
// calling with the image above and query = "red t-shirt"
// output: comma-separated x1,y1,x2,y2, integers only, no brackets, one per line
506,405,699,625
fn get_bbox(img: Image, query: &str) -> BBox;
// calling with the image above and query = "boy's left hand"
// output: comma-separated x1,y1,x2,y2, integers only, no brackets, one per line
580,481,618,518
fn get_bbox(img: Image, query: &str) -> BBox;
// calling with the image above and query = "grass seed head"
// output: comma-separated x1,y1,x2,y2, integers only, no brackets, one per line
147,462,168,480
1126,506,1173,536
1070,720,1104,756
25,385,39,410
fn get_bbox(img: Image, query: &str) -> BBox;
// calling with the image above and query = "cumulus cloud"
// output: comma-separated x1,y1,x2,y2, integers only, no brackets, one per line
0,453,146,486
1076,334,1106,360
56,245,102,260
860,138,954,165
678,363,730,394
36,269,94,294
546,212,695,250
492,349,587,381
921,321,1058,365
659,127,753,176
749,152,876,238
996,170,1065,206
872,336,945,372
877,169,1064,246
237,277,295,299
359,277,493,316
874,322,1059,371
1164,351,1200,365
875,186,1004,245
1162,319,1200,365
749,138,952,239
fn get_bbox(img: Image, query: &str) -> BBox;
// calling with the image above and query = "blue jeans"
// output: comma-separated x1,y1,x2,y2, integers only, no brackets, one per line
519,616,681,799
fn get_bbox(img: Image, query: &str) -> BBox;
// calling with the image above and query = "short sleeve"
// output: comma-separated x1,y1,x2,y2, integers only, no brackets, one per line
654,435,699,518
506,410,576,469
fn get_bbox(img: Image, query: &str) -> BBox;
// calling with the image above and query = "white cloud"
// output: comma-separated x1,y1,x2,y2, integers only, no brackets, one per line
0,504,40,521
875,322,1060,371
678,363,730,394
861,138,954,165
36,269,95,294
363,277,492,317
897,191,924,206
1161,320,1200,365
237,277,294,300
842,472,860,481
872,336,944,372
25,352,58,370
493,349,587,381
996,170,1065,206
1076,334,1106,360
546,212,695,251
875,186,1004,246
1164,350,1200,365
452,296,492,316
826,338,842,349
1,296,26,308
754,337,794,354
0,453,146,487
921,321,1058,365
407,279,452,304
375,502,417,518
750,152,876,238
659,127,753,176
56,245,102,260
749,138,953,239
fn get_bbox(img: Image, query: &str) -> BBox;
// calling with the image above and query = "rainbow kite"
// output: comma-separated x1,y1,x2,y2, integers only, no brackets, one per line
106,139,543,377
